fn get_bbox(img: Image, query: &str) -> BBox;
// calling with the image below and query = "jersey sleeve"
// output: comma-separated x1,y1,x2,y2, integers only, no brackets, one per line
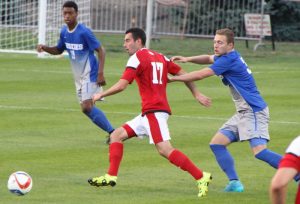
167,61,181,75
209,55,231,76
83,26,100,51
286,136,300,156
120,53,140,84
121,68,136,84
126,53,140,69
161,55,181,75
56,27,66,51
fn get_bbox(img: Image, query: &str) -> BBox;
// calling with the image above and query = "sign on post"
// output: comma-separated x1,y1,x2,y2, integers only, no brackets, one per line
244,13,272,36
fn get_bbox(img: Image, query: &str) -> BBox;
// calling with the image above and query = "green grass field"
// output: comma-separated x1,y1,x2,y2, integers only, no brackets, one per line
1,35,300,204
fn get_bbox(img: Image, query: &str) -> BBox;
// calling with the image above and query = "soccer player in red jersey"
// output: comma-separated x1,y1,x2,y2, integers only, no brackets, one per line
270,136,300,204
88,27,212,197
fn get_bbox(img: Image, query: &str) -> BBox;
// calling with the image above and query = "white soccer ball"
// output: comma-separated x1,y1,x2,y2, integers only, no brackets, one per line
7,171,33,196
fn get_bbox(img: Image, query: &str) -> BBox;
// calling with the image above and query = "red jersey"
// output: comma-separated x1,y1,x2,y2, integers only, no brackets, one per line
279,136,300,204
121,48,181,115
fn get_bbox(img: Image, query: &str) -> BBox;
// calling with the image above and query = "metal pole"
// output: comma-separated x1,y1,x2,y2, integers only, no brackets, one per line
146,0,154,49
254,0,265,51
38,0,47,57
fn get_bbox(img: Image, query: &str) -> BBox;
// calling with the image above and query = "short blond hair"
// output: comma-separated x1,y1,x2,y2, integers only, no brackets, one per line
216,28,234,45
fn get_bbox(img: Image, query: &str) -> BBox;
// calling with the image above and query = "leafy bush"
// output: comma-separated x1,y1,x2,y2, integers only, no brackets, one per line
265,0,300,41
173,0,300,41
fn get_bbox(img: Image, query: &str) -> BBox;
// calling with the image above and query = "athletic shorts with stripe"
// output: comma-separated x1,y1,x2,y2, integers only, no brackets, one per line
122,112,170,144
219,107,270,142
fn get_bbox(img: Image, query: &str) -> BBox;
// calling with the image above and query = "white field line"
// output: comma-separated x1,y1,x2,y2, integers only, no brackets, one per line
0,104,299,125
253,71,300,74
1,69,299,125
0,68,122,75
1,68,300,75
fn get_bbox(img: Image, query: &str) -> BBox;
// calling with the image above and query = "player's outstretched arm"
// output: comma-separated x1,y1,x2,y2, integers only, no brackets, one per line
170,56,188,63
93,79,129,103
169,67,214,83
171,55,213,64
36,45,63,55
176,69,211,107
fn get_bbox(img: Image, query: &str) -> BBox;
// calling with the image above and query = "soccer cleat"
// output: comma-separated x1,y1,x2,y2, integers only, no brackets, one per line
88,174,117,187
197,172,212,197
224,180,244,192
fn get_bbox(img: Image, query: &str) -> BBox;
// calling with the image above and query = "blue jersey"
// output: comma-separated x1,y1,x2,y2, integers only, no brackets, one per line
209,50,267,112
57,23,100,83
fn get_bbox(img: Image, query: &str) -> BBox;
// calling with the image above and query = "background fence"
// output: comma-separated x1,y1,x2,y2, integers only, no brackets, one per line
0,0,263,53
91,0,262,39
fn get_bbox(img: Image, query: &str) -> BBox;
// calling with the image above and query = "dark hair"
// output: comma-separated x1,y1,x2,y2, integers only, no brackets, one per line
63,1,78,12
216,28,234,45
125,28,146,46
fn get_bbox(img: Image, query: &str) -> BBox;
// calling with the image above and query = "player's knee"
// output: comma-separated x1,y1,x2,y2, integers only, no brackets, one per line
250,138,268,155
81,100,94,114
270,177,286,190
253,146,267,157
157,149,166,157
110,128,128,143
82,108,89,114
110,135,123,143
209,144,225,152
209,132,232,145
81,105,93,114
156,147,172,158
156,142,174,158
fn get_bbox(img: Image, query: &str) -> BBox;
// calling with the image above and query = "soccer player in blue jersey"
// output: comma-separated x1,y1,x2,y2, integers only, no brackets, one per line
169,28,285,192
37,1,114,137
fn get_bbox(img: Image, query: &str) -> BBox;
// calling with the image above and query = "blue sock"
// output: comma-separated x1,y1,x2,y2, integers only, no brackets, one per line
255,149,300,182
210,144,239,180
255,149,281,169
85,106,114,134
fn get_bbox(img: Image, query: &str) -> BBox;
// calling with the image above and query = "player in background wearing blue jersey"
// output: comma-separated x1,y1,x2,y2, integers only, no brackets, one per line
169,28,287,192
37,1,114,138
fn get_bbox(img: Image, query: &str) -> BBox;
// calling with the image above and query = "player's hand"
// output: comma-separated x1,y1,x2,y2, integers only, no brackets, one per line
92,93,103,104
195,93,211,107
37,44,44,52
170,56,188,63
97,72,106,86
167,75,174,83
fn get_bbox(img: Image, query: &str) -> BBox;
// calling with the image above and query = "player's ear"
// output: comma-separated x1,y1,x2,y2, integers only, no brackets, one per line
137,38,143,45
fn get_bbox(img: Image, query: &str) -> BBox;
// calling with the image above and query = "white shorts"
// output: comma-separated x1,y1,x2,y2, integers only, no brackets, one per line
75,82,103,103
123,112,171,144
220,107,270,141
